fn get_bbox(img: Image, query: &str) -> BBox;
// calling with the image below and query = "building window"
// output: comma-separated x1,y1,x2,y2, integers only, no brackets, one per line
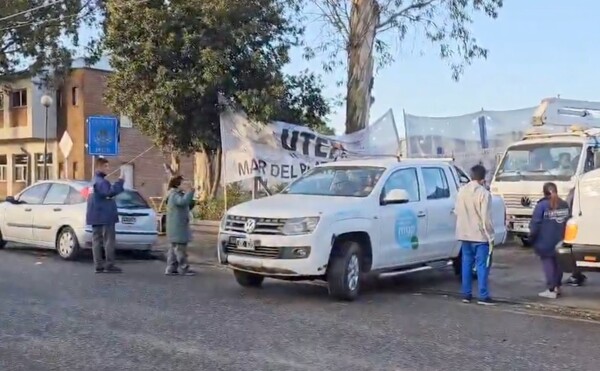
13,154,28,182
56,89,63,108
72,87,79,106
0,155,7,181
120,115,133,128
11,89,27,108
34,153,53,181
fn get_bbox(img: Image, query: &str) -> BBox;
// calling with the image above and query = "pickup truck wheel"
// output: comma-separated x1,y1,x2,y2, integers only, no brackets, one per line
520,237,531,247
233,270,264,288
327,241,361,301
0,230,6,249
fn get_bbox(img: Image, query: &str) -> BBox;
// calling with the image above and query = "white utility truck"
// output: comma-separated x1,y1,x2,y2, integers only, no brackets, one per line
217,158,507,301
490,98,600,246
557,167,600,274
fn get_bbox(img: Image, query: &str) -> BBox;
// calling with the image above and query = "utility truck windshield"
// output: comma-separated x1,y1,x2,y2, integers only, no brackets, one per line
282,166,385,197
495,143,584,182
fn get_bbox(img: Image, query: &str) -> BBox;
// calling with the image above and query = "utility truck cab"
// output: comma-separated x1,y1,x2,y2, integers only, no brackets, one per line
217,158,507,301
491,98,600,245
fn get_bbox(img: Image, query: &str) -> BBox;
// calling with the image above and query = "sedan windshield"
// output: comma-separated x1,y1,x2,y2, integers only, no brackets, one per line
494,143,583,182
282,166,385,197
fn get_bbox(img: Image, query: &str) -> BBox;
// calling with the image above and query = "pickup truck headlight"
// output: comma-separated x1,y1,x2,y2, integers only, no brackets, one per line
220,214,228,230
281,217,320,235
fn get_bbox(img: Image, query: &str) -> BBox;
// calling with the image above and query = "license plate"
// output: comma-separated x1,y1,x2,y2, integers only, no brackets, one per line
121,216,136,224
235,238,255,251
513,222,528,231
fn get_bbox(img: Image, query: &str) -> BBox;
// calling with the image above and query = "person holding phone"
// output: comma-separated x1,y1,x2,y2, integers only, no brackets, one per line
164,176,196,276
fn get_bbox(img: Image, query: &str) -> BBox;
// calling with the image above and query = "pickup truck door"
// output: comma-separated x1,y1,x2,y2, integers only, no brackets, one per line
378,167,428,267
420,166,456,260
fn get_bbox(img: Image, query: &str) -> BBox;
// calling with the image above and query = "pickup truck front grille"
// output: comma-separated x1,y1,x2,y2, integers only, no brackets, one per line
223,215,285,235
225,244,281,259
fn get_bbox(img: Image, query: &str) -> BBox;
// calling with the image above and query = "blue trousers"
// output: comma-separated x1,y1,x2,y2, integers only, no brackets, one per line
461,241,490,299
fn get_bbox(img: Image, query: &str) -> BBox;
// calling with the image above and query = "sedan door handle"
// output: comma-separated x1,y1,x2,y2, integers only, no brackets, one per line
53,208,62,212
417,211,426,218
24,208,32,212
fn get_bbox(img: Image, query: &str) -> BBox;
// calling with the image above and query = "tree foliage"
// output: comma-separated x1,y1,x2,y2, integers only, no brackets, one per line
104,0,332,156
0,0,104,85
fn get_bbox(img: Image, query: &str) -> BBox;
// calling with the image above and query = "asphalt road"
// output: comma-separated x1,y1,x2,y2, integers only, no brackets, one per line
1,248,599,371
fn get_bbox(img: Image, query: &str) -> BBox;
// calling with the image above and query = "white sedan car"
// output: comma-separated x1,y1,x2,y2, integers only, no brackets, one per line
0,180,158,260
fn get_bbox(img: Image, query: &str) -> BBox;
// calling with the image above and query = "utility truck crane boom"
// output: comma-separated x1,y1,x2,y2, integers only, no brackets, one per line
532,97,600,128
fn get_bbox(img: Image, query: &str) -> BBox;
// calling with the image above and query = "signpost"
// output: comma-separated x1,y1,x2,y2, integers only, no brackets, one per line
87,116,119,156
87,116,119,175
59,131,73,178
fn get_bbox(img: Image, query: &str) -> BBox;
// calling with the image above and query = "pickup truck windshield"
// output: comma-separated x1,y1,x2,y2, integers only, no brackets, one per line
494,142,583,182
282,166,385,197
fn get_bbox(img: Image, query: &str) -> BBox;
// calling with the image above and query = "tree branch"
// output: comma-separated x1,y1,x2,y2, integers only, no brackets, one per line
376,0,438,30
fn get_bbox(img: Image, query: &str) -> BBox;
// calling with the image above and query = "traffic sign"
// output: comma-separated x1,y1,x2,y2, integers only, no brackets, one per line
87,116,119,156
59,131,73,158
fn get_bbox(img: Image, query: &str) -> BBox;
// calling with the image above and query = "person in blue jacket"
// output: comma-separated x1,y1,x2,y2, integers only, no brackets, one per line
86,157,125,273
529,182,570,299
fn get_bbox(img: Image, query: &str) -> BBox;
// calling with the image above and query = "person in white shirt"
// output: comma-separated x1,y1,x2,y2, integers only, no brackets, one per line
454,164,495,305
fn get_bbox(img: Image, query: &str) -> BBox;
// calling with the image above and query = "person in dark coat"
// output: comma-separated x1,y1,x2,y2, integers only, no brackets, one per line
565,187,587,286
86,157,125,273
529,182,570,299
164,175,196,276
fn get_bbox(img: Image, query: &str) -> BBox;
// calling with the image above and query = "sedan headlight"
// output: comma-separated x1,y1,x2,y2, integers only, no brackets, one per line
281,217,320,235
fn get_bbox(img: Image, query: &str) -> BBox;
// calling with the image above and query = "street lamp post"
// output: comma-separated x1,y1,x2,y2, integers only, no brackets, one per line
41,95,53,180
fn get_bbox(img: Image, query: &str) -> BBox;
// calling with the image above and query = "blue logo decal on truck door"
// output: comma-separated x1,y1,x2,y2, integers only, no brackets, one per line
394,209,419,249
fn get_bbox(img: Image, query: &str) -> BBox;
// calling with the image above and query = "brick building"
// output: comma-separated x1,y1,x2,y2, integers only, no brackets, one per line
0,58,193,199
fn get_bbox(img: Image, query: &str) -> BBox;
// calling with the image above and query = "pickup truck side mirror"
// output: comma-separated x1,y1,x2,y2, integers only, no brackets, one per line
382,189,410,205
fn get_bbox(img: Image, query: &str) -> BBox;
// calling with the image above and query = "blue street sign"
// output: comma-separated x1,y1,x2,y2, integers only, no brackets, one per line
87,116,119,156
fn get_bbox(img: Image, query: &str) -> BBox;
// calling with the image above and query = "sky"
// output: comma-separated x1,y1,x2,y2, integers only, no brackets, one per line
284,0,600,134
76,0,600,135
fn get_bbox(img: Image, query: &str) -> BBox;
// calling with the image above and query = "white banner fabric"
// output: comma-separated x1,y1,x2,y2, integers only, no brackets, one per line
220,109,400,184
403,107,537,179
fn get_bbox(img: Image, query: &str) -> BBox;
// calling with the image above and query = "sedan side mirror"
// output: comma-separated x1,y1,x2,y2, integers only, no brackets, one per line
5,196,17,204
382,189,410,205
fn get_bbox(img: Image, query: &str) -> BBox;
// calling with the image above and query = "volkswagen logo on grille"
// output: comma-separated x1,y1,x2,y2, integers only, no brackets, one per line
521,196,531,207
244,219,257,233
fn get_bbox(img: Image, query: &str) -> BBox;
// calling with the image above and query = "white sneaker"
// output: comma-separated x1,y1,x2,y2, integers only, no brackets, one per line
538,290,557,299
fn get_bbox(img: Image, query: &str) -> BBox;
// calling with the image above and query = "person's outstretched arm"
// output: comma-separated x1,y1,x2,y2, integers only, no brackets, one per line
170,190,195,207
95,178,124,198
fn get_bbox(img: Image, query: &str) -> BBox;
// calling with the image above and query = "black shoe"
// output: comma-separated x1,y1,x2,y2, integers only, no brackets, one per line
95,267,104,274
179,270,196,276
165,271,178,276
477,298,496,306
462,295,472,303
104,266,123,273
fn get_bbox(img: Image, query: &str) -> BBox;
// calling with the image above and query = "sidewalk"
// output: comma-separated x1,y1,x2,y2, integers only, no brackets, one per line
154,228,600,316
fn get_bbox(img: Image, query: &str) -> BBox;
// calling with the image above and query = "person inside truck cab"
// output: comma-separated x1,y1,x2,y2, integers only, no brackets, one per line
552,153,574,176
571,147,596,173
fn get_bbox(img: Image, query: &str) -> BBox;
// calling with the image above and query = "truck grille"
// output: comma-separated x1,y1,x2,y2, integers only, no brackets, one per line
223,215,285,235
502,194,540,210
225,243,281,259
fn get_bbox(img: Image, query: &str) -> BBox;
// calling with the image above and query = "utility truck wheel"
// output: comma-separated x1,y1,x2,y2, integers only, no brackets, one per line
520,237,531,247
327,240,362,301
233,270,264,288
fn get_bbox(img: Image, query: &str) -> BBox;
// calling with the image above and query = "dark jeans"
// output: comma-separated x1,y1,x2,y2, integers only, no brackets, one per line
92,224,116,269
540,255,562,291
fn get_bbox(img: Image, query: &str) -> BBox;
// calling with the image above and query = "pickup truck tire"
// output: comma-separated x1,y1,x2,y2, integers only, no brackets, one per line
0,230,5,249
233,270,264,288
327,241,362,301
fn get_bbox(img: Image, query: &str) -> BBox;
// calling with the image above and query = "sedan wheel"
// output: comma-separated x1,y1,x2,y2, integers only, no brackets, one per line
56,227,80,260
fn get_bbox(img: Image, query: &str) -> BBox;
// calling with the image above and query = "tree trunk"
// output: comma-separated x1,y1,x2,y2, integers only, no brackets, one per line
194,146,222,200
345,0,379,134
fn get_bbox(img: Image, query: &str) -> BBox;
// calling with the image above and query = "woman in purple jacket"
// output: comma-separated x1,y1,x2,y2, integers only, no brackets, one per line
529,182,570,299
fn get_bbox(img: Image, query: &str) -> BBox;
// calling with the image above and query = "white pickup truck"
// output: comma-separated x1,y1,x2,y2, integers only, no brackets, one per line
217,158,507,301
